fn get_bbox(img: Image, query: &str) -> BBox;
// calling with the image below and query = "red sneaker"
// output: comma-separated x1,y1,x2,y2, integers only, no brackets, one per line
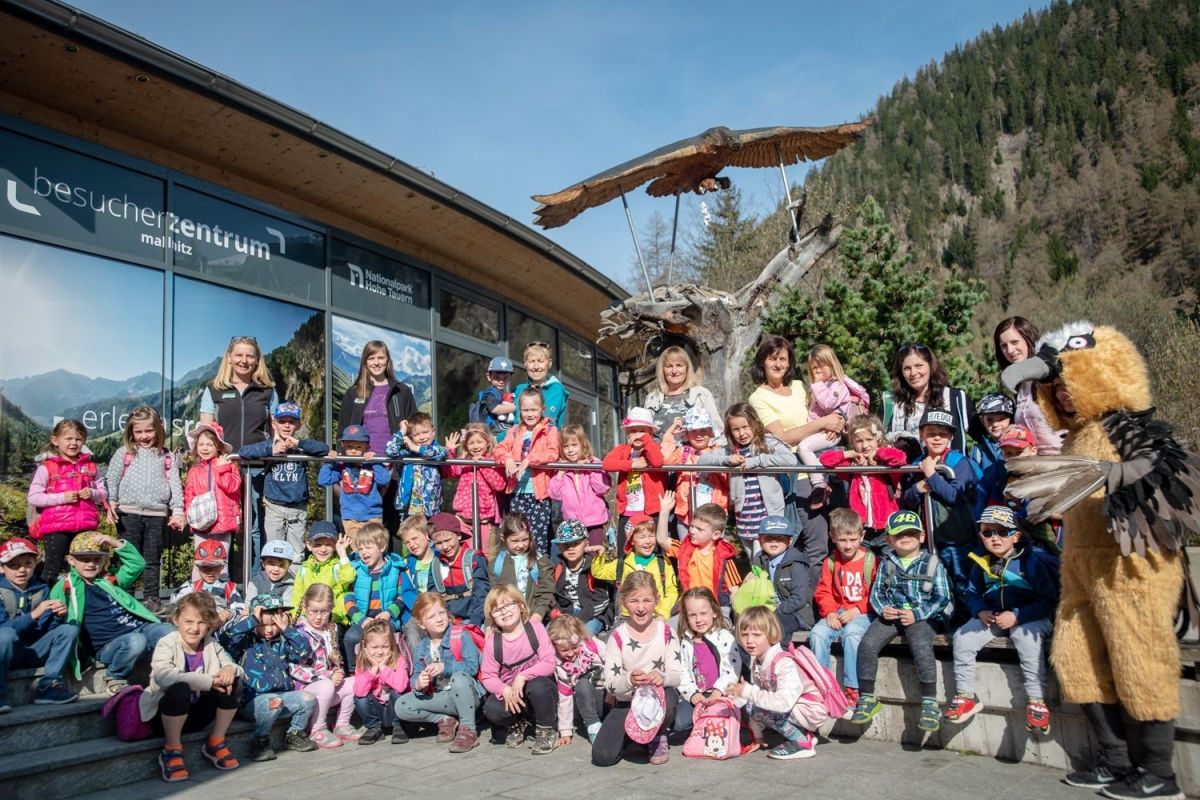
1026,701,1051,735
844,687,860,706
944,694,983,723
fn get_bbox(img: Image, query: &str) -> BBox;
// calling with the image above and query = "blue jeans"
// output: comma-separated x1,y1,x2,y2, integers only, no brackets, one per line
584,618,604,637
807,613,871,689
95,622,174,680
0,624,79,692
356,692,397,730
244,690,315,737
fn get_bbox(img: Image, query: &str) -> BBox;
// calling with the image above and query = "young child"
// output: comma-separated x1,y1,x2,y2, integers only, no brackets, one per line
819,415,907,553
395,592,485,753
675,587,741,737
602,407,667,549
732,605,828,760
238,401,330,555
170,540,245,623
548,424,611,545
343,522,407,668
219,593,317,761
494,388,560,556
590,515,679,622
49,532,174,694
513,341,569,431
291,584,355,747
291,521,356,627
318,424,391,538
105,405,184,613
900,408,981,627
750,516,813,642
849,510,952,733
475,355,516,437
245,539,297,607
655,494,739,612
700,404,796,557
809,508,876,706
182,421,241,576
547,614,604,745
592,571,683,767
944,506,1059,735
140,593,241,782
970,393,1015,511
398,515,436,602
427,512,490,628
549,521,613,636
661,407,728,535
997,426,1061,553
490,513,556,621
443,423,507,550
27,419,108,585
352,618,411,745
385,411,449,522
0,537,79,709
479,585,558,754
799,345,870,504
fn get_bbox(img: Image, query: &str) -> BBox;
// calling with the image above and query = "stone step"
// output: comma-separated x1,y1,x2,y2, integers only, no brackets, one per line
7,664,148,706
0,696,110,754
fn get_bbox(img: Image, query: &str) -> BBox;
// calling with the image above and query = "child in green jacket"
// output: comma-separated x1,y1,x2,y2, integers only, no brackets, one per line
291,522,356,626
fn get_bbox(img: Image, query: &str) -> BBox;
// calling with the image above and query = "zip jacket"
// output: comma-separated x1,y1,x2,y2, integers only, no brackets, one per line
385,436,448,515
183,457,242,534
318,460,391,521
219,614,314,705
493,419,560,501
963,545,1060,623
869,550,952,623
292,555,357,625
345,553,407,630
547,460,611,527
602,437,667,516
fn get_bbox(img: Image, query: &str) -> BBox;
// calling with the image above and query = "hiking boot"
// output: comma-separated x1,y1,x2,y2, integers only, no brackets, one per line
158,746,189,782
105,677,129,696
34,683,79,705
449,726,480,753
850,694,882,725
202,738,239,770
285,730,317,752
531,724,556,755
505,719,529,748
944,694,983,724
649,733,669,765
1064,765,1126,789
1025,700,1051,735
309,729,342,749
249,735,276,762
436,716,459,743
358,726,383,745
1101,768,1184,800
332,724,361,742
918,698,942,732
768,731,816,760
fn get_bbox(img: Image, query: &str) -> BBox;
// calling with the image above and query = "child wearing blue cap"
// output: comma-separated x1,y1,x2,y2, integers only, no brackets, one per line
238,401,329,555
749,515,812,642
292,521,355,626
318,425,392,538
472,356,516,436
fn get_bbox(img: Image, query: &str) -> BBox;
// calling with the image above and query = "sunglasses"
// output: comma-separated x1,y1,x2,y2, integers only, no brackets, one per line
527,341,552,350
230,335,259,344
981,529,1018,539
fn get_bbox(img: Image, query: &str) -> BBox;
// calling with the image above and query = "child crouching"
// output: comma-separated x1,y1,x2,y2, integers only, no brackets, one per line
353,618,411,745
547,614,604,746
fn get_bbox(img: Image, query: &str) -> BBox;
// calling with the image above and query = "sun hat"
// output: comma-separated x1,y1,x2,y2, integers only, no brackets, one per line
621,407,656,430
185,421,232,454
682,406,714,432
625,684,667,744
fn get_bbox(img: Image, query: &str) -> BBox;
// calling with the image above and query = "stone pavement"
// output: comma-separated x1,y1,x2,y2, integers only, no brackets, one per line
76,730,1088,800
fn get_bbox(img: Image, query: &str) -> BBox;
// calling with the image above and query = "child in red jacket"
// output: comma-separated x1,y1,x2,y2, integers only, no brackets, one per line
183,423,242,580
819,415,905,554
601,407,666,552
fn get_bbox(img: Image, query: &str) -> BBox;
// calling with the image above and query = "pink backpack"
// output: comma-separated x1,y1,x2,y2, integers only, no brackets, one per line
102,685,153,742
769,642,851,721
682,697,743,760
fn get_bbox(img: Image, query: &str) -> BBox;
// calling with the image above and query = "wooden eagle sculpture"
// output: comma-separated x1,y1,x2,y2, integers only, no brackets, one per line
531,122,870,229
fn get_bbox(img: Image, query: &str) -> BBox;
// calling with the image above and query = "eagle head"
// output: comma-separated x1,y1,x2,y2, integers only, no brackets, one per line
1001,321,1151,430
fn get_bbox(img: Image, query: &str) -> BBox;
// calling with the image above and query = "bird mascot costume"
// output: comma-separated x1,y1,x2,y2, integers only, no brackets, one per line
1002,321,1199,800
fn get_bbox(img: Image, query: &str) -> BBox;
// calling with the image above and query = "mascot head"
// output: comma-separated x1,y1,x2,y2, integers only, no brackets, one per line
1001,321,1151,431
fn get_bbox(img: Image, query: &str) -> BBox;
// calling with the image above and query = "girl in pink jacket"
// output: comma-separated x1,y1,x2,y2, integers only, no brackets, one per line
183,422,242,579
800,345,871,504
444,423,507,552
352,618,411,744
548,425,611,546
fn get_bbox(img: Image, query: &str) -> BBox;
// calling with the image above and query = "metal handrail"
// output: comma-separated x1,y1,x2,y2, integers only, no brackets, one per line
233,453,951,587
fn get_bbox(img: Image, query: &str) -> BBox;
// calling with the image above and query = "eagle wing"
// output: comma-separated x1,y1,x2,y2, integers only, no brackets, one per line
720,122,872,169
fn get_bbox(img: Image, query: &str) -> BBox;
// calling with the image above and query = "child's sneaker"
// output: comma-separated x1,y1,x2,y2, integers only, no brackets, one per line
358,726,383,746
850,694,882,725
505,719,529,748
249,735,276,762
333,724,361,742
842,687,860,719
768,731,816,760
649,733,669,765
391,727,409,744
104,677,129,696
449,726,480,753
531,724,556,755
918,698,942,732
1025,700,1051,735
285,730,317,752
158,746,188,782
34,683,79,705
309,729,342,749
202,738,239,770
436,717,459,743
944,694,983,724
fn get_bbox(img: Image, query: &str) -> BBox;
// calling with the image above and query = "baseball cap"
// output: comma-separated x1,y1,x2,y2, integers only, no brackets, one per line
885,510,924,537
488,356,514,373
260,539,298,562
682,406,714,432
999,426,1035,450
274,401,302,420
976,393,1015,418
978,505,1018,530
194,540,228,565
0,537,39,564
429,512,463,535
757,515,797,539
339,424,370,443
69,532,113,557
552,520,588,545
919,408,956,431
306,521,338,542
250,593,292,613
622,407,656,430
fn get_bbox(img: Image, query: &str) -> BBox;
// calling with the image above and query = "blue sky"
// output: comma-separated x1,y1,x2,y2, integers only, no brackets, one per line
72,0,1049,286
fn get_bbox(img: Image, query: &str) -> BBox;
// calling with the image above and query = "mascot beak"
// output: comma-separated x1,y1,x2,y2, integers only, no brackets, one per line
1002,344,1061,391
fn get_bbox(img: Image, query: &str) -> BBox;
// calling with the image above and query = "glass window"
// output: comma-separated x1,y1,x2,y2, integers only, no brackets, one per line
599,401,619,452
331,239,430,333
439,289,500,343
330,315,432,425
597,360,617,402
567,397,593,435
560,333,594,387
436,343,491,436
508,309,556,366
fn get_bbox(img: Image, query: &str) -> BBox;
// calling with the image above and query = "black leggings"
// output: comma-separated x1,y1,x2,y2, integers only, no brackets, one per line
157,681,241,732
592,688,679,767
482,675,556,729
118,512,167,601
40,531,76,584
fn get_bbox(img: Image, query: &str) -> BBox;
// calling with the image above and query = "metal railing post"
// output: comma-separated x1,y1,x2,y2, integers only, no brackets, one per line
470,463,481,552
240,460,253,591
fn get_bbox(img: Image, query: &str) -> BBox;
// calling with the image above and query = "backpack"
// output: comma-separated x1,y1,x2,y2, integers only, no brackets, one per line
682,697,743,760
492,551,540,587
492,622,541,671
101,685,153,742
888,552,953,623
122,448,175,481
191,578,237,604
825,550,876,585
769,642,851,721
468,388,499,426
552,562,596,594
0,585,48,619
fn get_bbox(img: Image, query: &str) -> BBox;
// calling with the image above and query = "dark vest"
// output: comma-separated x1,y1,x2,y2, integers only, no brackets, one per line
208,384,274,452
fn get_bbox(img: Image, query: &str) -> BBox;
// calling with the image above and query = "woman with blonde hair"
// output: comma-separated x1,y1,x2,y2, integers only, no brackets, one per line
644,345,723,440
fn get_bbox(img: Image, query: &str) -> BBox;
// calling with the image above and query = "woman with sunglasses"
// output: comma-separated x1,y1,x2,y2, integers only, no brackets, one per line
886,343,974,453
512,342,569,431
992,317,1063,455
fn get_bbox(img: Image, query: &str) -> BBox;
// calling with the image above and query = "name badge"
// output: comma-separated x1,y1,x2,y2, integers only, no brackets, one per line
221,392,237,400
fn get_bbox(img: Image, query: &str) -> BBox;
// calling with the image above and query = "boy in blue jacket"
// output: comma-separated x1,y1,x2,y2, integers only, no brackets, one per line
969,394,1015,513
317,424,391,538
944,505,1059,735
901,407,980,628
238,401,330,556
0,537,79,709
385,411,448,521
219,593,316,761
342,522,407,671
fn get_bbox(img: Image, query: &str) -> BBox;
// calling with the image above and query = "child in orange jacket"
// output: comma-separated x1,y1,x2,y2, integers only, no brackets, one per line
494,388,560,557
660,407,728,538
